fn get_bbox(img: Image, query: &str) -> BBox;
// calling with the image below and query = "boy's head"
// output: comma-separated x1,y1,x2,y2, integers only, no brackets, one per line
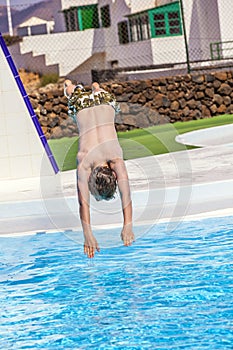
88,165,117,201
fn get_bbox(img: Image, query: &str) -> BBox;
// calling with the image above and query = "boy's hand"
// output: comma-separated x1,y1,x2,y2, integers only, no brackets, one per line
121,224,135,246
84,233,100,258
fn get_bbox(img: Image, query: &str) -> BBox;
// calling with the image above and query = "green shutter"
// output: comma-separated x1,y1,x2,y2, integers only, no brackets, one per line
149,1,182,38
79,5,99,31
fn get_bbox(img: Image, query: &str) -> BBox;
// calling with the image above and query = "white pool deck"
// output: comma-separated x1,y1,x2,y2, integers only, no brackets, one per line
0,124,233,236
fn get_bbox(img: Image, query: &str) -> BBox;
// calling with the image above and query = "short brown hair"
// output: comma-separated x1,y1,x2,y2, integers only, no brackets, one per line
88,166,117,201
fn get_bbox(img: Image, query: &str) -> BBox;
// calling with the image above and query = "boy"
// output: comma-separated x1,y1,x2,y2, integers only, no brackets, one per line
64,80,134,258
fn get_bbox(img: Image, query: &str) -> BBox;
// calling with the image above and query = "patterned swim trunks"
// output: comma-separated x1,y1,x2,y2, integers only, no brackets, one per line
67,85,121,122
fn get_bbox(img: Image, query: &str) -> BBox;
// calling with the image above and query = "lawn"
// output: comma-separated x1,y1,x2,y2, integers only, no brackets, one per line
48,114,233,171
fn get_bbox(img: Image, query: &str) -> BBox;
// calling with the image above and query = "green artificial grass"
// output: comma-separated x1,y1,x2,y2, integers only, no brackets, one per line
48,114,233,171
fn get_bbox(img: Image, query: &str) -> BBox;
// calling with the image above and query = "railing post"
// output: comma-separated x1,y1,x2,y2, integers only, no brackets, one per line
180,0,191,74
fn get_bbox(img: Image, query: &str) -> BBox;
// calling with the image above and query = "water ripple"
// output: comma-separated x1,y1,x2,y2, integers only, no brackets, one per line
0,216,233,349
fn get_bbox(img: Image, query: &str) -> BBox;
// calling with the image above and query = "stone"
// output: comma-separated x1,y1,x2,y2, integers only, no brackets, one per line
228,79,233,87
187,99,197,109
184,91,194,100
205,88,214,98
44,101,53,112
135,112,150,128
223,96,231,106
215,72,227,81
39,94,48,104
170,100,179,111
210,104,218,114
52,89,63,97
40,106,47,116
50,126,63,139
39,116,49,126
153,93,165,108
213,94,223,106
117,93,133,102
205,74,215,83
129,104,142,115
179,98,186,108
192,74,205,84
217,104,227,113
138,94,147,104
226,104,233,113
60,104,68,113
183,74,192,82
60,95,68,104
218,83,232,95
48,116,60,128
168,91,178,101
53,105,62,114
158,85,167,94
30,99,38,109
195,91,205,99
53,98,60,105
153,93,170,108
115,124,129,132
183,106,190,117
144,89,155,100
147,110,160,124
120,102,129,114
41,126,48,134
191,109,202,119
201,105,211,118
122,114,138,127
213,80,221,89
113,85,124,95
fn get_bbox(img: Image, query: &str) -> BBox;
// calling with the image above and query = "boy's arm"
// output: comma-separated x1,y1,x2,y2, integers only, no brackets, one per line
110,159,134,246
77,166,100,257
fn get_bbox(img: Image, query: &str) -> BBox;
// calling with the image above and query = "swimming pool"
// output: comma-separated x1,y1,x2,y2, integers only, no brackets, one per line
1,215,233,349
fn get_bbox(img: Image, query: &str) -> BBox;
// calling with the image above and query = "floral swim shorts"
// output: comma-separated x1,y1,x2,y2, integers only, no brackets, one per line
66,85,121,122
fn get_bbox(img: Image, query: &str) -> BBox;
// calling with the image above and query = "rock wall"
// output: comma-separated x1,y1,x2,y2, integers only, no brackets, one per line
28,71,233,139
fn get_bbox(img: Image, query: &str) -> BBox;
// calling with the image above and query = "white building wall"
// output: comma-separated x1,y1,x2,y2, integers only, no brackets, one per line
218,0,233,40
18,30,105,77
182,0,221,61
130,0,175,14
61,0,98,11
109,40,154,68
130,0,155,13
151,36,185,65
99,0,130,66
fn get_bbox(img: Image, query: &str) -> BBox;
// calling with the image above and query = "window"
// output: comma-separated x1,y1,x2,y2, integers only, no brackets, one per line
149,1,182,38
63,5,99,32
153,13,166,36
64,8,79,32
168,11,180,34
126,13,150,43
118,21,129,44
140,15,150,40
129,17,140,42
101,5,111,28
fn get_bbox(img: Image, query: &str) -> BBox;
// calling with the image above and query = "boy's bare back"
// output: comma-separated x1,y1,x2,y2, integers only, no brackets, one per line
77,104,123,169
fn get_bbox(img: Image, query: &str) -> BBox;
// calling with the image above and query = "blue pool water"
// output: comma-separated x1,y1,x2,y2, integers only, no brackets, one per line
1,216,233,349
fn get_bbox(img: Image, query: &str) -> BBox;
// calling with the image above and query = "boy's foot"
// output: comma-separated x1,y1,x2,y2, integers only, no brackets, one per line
92,82,105,93
92,82,100,92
